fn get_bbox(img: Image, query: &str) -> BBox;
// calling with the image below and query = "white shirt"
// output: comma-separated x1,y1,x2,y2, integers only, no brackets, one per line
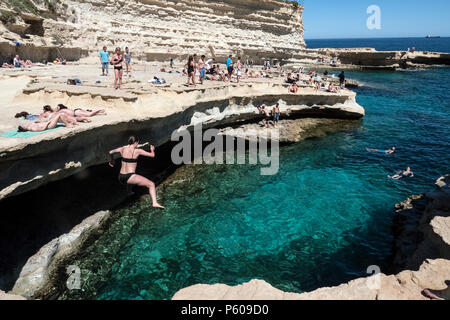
205,59,213,70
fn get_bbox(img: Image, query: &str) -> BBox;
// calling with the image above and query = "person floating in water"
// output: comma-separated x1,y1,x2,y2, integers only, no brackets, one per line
109,136,165,209
389,167,414,180
367,147,396,154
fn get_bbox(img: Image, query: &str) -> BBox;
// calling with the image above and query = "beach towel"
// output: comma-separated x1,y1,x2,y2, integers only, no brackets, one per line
148,77,166,84
0,125,64,139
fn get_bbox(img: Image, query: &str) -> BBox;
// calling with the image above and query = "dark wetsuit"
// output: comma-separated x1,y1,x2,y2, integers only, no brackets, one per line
118,149,138,185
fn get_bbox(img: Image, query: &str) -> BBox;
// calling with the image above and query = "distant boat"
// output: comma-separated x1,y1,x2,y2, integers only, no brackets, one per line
425,35,440,38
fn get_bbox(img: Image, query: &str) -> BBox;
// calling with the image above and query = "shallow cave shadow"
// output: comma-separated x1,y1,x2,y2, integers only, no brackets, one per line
0,141,178,292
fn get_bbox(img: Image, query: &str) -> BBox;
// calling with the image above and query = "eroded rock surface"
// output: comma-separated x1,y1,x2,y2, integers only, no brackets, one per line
173,259,450,300
0,0,305,63
11,210,111,299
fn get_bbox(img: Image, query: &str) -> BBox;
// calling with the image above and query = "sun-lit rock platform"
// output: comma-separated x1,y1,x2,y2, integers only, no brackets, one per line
0,62,364,201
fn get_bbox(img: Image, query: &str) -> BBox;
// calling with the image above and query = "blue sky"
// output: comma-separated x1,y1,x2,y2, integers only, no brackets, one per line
289,0,450,39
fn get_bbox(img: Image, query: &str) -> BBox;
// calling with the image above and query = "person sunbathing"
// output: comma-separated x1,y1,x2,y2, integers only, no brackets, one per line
2,63,13,68
15,112,39,121
160,67,177,73
56,104,106,118
328,84,339,93
27,105,90,124
38,105,54,120
18,113,74,132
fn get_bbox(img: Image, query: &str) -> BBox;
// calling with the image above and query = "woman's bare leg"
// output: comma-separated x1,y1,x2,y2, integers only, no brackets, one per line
76,116,92,123
119,69,123,89
128,174,165,209
76,109,106,117
114,69,119,89
54,114,74,129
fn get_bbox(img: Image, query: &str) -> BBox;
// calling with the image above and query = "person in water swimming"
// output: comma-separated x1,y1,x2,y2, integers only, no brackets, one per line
109,136,165,209
389,167,414,179
367,147,396,154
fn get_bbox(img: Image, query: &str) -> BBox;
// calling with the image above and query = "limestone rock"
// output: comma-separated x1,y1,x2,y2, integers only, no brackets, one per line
11,210,111,298
173,259,450,300
0,290,26,300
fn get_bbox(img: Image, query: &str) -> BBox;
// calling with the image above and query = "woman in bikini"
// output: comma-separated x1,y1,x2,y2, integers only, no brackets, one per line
18,113,74,132
109,136,165,209
186,56,196,87
111,47,124,90
56,104,106,120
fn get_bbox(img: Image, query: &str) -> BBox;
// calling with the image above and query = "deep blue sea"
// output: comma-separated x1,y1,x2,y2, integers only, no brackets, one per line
67,38,450,300
306,37,450,53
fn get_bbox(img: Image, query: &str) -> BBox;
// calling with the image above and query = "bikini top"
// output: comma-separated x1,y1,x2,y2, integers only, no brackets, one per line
122,148,138,163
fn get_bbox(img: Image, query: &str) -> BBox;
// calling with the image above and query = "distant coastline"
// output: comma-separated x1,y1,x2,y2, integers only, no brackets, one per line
305,37,450,53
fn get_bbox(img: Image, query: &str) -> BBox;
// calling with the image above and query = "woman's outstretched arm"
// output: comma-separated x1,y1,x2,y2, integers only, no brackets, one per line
109,147,123,167
138,145,156,158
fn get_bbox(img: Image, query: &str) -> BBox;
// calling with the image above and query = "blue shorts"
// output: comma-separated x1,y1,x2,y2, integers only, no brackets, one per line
200,68,206,78
274,113,280,121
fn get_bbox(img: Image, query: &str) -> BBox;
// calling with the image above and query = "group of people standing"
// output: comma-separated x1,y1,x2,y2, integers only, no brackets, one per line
257,104,281,128
99,46,133,90
185,54,245,87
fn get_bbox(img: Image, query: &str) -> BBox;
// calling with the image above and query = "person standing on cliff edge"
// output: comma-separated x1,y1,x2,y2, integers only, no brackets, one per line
99,46,110,76
109,136,165,209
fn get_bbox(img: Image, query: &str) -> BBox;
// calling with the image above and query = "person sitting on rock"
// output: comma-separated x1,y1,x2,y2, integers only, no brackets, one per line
257,105,273,128
328,83,339,93
286,73,297,84
289,82,299,94
13,55,21,68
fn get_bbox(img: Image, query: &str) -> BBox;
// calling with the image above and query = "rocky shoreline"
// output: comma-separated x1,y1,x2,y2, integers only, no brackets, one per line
3,131,449,300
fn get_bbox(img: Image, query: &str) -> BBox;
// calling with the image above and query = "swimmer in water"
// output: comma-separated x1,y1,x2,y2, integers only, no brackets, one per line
367,147,396,154
109,136,165,209
389,167,414,180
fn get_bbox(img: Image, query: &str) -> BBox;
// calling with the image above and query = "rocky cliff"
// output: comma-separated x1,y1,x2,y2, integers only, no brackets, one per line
0,0,305,64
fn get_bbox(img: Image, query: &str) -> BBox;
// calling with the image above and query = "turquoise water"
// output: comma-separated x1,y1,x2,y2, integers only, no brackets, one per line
78,66,449,300
59,38,450,300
